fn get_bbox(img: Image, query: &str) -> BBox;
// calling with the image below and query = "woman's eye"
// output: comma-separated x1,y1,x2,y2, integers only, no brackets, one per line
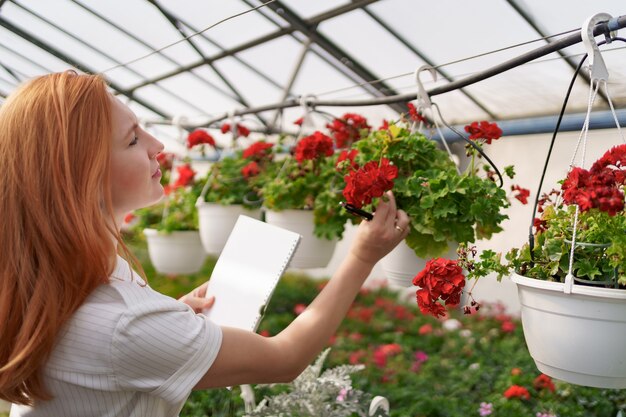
129,136,139,146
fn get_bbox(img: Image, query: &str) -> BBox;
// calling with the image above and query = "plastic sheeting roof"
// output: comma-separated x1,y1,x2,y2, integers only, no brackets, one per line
1,0,625,146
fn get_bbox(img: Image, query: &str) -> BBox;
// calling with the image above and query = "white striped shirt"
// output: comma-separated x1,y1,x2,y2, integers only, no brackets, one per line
11,256,223,417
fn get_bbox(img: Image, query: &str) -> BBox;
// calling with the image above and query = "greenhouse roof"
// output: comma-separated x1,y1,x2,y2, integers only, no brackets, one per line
1,0,625,145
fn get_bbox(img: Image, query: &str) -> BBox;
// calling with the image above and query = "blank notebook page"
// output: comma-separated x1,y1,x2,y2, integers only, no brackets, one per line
203,215,301,331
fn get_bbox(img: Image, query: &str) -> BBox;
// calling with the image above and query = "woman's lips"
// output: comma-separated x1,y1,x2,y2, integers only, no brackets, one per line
152,168,162,179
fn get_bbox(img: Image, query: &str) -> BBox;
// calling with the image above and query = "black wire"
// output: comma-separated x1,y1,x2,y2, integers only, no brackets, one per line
528,36,626,260
432,102,505,188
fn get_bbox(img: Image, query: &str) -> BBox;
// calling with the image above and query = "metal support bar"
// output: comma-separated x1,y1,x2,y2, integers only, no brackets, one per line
10,0,212,117
505,0,609,104
0,15,170,118
69,0,240,102
362,7,497,119
125,0,380,94
269,39,310,130
193,14,626,127
262,0,406,114
147,0,271,128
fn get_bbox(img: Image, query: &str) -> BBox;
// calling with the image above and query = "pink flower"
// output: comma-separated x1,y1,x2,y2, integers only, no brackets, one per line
479,402,493,416
293,303,307,315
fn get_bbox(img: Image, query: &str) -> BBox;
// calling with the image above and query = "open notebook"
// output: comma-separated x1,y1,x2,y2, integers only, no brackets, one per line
202,215,301,331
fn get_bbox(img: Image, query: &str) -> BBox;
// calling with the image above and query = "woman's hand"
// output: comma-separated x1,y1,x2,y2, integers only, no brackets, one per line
349,191,410,267
178,281,215,313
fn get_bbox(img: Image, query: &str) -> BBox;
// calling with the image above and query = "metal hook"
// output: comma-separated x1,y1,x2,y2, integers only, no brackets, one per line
581,13,613,82
171,114,188,143
414,65,437,111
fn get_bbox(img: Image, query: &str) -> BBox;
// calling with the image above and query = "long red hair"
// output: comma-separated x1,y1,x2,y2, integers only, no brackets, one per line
0,72,126,404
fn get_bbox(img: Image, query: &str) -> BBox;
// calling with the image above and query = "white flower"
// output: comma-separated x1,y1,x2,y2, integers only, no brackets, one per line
442,318,462,331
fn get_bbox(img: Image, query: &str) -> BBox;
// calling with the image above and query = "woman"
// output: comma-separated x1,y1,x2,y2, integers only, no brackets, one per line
0,71,410,416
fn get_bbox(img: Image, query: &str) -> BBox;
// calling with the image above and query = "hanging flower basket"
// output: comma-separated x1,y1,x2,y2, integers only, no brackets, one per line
143,228,207,275
197,202,262,255
264,209,337,269
512,272,626,388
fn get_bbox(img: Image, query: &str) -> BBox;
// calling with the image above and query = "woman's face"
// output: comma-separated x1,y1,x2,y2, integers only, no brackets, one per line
109,95,164,221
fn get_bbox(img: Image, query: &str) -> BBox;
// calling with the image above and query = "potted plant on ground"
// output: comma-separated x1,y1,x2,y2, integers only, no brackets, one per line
336,109,527,287
196,139,276,255
460,143,626,388
261,130,354,269
133,158,207,275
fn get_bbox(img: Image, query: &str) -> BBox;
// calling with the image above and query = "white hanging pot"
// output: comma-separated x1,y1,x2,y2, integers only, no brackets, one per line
381,240,457,288
512,272,626,388
197,202,262,255
143,228,207,275
264,209,337,269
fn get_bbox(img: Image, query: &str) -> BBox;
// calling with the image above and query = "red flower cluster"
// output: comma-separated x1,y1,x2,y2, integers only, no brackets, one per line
336,149,359,171
464,121,503,144
511,185,530,204
220,123,250,137
156,152,175,171
412,258,466,318
503,384,530,400
242,141,273,160
294,131,334,163
407,103,428,125
372,343,402,368
533,374,555,392
164,163,196,195
241,161,260,178
326,113,371,148
343,158,398,208
187,129,216,149
561,144,626,216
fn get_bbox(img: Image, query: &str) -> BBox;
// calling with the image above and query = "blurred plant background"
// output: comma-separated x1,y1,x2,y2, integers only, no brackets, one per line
3,232,620,417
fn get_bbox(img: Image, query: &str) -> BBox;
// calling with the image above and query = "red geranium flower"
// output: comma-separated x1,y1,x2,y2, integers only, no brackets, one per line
187,129,215,149
326,113,371,148
533,374,556,392
503,385,531,400
173,163,196,187
412,258,466,318
464,121,503,144
293,117,304,126
243,141,273,160
221,123,250,137
343,158,397,208
294,131,334,163
241,161,260,178
407,102,428,124
512,185,530,204
336,149,359,171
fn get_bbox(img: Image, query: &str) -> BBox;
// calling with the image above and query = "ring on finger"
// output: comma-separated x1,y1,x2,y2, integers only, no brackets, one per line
394,225,404,233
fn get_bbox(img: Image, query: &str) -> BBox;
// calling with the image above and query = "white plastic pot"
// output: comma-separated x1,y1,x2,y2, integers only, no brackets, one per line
264,209,337,269
512,272,626,388
381,240,457,288
143,228,207,275
197,202,262,256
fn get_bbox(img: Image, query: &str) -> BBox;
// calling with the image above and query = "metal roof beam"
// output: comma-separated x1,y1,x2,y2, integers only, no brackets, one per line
127,1,387,106
363,7,497,119
261,0,406,114
69,0,240,103
10,0,212,117
147,0,271,127
505,0,609,104
0,16,170,118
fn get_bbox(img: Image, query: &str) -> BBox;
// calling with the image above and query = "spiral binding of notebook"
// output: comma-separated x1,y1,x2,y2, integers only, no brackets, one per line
202,215,301,331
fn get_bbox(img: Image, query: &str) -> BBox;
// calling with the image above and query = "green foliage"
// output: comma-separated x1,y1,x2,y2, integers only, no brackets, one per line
133,181,203,233
261,155,352,240
126,236,626,417
465,205,626,286
200,147,275,208
350,124,510,258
